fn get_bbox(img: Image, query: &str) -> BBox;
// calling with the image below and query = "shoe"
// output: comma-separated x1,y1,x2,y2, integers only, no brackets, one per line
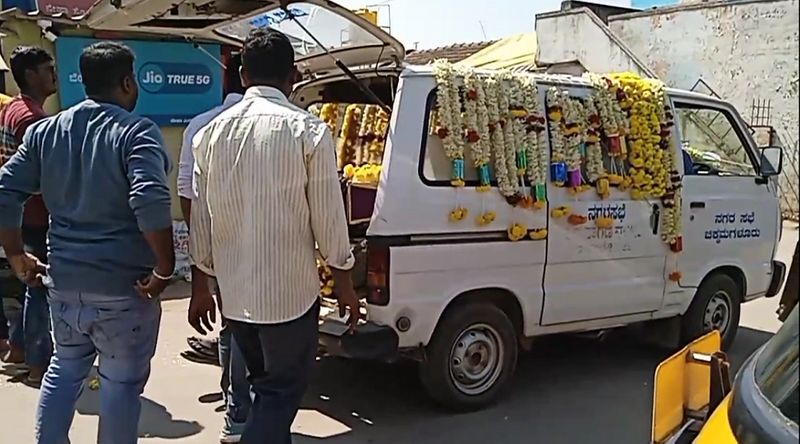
180,350,221,366
25,365,46,385
219,418,245,443
187,336,219,359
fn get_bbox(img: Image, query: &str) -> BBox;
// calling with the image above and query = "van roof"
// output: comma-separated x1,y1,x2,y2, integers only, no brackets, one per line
400,64,727,106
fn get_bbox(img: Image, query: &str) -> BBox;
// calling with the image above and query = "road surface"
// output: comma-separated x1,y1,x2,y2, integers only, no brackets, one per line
1,224,796,443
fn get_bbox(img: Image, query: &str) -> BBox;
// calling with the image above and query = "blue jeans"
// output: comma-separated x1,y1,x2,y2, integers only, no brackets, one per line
219,323,252,424
23,227,52,367
228,301,319,444
36,289,161,444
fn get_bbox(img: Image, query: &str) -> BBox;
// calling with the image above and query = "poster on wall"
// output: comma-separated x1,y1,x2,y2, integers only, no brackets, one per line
55,37,223,125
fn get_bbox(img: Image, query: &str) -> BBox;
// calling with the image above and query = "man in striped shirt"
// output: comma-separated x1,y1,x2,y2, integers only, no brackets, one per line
188,28,360,443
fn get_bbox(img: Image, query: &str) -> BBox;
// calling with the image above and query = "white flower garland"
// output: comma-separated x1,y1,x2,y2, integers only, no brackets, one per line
562,92,584,173
509,76,528,189
464,70,492,191
433,60,465,186
583,98,605,182
485,78,515,197
497,73,519,193
547,87,567,165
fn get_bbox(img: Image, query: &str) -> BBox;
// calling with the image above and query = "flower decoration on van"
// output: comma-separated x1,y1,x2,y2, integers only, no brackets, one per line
562,93,587,191
476,210,497,226
529,228,548,240
319,103,340,136
367,109,391,165
486,76,517,198
547,87,568,186
498,72,521,198
449,206,469,222
507,222,528,241
587,74,628,184
337,104,363,169
433,60,466,187
464,70,493,192
551,205,571,218
567,213,589,225
595,216,614,229
522,77,548,207
344,163,382,186
583,98,609,198
356,105,378,165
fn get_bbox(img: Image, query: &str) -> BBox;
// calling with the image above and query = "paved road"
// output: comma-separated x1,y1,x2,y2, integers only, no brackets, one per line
1,225,796,443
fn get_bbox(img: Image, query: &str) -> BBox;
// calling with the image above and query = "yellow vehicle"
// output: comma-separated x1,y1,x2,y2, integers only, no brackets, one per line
651,306,798,443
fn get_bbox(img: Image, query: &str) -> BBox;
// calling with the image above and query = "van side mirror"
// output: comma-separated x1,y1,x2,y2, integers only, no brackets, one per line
760,146,783,176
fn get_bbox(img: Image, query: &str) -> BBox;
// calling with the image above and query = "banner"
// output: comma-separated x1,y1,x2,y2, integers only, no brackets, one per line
55,37,223,125
36,0,95,16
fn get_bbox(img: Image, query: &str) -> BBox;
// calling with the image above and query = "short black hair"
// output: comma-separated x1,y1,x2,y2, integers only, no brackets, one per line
241,28,295,83
79,41,135,96
10,46,53,90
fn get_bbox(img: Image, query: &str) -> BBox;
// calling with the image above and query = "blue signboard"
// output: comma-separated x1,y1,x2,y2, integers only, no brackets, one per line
55,37,222,125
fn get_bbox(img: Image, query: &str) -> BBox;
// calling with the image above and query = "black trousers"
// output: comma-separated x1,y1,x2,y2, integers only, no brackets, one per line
227,301,320,444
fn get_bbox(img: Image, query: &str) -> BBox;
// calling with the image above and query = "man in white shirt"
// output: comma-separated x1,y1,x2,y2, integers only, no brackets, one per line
177,55,250,444
188,29,360,443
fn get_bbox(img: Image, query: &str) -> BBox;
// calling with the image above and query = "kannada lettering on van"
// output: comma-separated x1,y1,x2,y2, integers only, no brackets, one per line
587,203,627,221
705,211,760,244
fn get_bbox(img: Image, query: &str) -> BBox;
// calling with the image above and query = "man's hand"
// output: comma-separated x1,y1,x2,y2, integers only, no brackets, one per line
336,286,362,333
8,252,45,287
135,272,170,299
189,275,217,335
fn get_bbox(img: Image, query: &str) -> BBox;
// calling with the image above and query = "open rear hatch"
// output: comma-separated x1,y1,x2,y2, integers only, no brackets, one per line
84,0,404,79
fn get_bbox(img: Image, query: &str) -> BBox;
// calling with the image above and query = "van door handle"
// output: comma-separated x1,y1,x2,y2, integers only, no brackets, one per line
651,204,660,235
690,201,706,209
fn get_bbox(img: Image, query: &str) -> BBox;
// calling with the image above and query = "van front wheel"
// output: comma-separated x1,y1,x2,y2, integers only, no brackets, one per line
681,273,741,349
419,303,518,411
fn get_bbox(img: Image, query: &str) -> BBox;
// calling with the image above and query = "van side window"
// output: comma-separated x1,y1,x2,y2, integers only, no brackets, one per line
674,104,757,176
420,90,481,185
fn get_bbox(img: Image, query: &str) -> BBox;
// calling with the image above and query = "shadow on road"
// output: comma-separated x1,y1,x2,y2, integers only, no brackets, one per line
75,367,204,440
294,327,773,444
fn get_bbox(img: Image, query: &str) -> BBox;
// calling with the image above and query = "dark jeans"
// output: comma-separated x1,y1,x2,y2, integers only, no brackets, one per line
228,301,320,444
23,226,53,367
215,282,251,425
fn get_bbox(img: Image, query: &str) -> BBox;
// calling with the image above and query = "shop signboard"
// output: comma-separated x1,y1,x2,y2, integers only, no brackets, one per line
36,0,96,16
55,37,223,125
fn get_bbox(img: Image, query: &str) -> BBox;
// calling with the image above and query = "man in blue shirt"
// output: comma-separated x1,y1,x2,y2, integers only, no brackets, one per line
0,41,174,444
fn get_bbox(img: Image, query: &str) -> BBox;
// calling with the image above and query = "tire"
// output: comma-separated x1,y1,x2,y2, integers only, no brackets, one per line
680,273,742,350
419,303,518,411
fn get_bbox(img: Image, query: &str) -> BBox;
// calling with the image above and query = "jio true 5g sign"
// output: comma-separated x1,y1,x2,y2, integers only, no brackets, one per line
56,37,222,125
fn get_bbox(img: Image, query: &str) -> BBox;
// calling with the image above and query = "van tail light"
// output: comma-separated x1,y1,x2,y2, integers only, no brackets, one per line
366,244,390,306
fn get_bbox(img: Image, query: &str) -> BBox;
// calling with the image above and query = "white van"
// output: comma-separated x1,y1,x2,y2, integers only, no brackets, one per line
243,1,788,410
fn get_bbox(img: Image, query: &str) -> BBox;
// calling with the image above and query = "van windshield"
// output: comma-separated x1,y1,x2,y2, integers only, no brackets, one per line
755,306,799,425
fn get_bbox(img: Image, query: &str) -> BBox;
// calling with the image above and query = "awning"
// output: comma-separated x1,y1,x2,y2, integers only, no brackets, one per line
456,32,537,72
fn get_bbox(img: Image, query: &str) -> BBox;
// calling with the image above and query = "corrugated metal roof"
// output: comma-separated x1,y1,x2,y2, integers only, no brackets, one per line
405,40,496,65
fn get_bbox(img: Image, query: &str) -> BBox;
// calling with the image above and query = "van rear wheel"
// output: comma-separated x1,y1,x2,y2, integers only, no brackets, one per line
419,303,517,411
681,273,741,349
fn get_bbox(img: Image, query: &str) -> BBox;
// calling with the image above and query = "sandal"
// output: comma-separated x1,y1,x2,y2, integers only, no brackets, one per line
186,337,218,358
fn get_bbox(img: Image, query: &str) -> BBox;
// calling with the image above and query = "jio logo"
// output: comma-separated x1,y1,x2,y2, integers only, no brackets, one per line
138,62,166,94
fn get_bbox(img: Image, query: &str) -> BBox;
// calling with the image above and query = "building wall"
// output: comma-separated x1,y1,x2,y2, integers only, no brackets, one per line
2,19,186,220
609,0,798,145
535,9,655,76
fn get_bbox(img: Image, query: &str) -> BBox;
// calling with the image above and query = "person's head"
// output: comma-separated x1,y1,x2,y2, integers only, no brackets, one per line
79,41,138,111
10,46,57,100
225,52,245,95
240,28,297,96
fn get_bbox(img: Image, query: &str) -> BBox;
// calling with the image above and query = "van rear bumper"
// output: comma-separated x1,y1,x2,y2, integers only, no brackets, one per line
765,260,786,298
319,320,399,361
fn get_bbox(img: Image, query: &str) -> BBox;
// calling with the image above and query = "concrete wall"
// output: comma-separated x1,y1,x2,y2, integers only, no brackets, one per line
1,19,186,220
609,0,799,216
535,8,656,77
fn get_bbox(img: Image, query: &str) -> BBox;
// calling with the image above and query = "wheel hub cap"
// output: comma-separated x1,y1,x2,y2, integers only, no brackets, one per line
704,291,731,335
449,324,504,396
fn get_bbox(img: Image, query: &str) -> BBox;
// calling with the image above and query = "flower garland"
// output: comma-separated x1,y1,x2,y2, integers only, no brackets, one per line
561,92,586,191
368,108,390,165
521,77,547,207
337,104,362,170
497,73,520,199
464,70,492,191
609,73,668,201
509,76,532,207
485,77,515,197
320,103,340,136
587,74,629,185
433,60,466,187
583,97,609,198
356,105,378,166
547,86,568,186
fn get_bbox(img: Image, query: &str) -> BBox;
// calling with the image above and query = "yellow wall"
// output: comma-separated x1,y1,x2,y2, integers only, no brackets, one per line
2,19,185,220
